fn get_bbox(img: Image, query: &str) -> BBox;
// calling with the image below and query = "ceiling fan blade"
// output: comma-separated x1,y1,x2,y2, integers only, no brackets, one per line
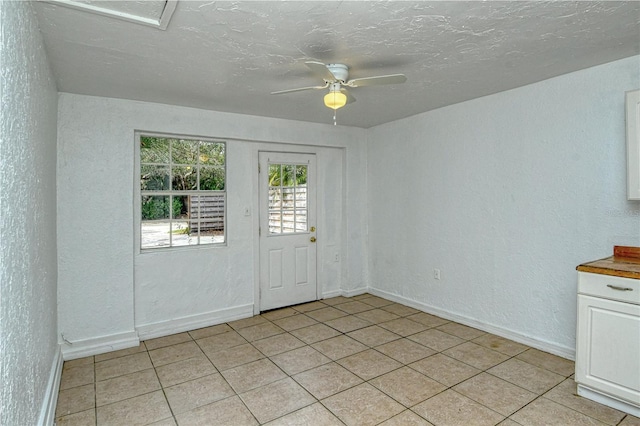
305,61,336,81
346,74,407,87
271,83,328,95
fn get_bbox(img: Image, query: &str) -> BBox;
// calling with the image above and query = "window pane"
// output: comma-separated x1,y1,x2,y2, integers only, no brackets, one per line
268,185,283,234
200,224,224,245
267,163,309,235
295,209,307,232
200,166,225,190
295,165,307,186
269,215,282,233
172,166,197,190
199,236,216,245
141,195,170,220
269,164,281,186
141,222,171,249
294,187,307,207
269,188,282,209
171,221,191,246
186,233,201,246
281,209,295,233
269,187,282,234
282,187,295,207
141,165,169,191
140,137,169,163
172,139,198,164
173,195,188,219
282,164,294,186
189,194,225,235
172,220,190,234
199,142,225,166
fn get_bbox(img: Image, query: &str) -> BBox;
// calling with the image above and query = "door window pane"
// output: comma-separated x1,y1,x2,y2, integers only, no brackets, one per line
268,164,308,234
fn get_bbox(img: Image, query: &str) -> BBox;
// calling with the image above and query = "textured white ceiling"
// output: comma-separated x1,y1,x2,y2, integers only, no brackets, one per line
34,1,640,128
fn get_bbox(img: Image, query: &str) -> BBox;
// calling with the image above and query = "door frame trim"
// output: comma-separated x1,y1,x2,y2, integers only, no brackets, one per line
253,149,321,314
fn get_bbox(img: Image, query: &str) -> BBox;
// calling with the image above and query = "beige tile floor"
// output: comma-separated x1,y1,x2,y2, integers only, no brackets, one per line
56,294,640,426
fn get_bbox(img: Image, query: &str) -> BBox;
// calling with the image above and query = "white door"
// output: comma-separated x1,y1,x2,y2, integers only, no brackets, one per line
259,152,317,311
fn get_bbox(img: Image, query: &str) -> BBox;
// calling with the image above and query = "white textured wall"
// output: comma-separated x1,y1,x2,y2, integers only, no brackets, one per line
367,56,640,357
0,2,59,424
57,94,367,352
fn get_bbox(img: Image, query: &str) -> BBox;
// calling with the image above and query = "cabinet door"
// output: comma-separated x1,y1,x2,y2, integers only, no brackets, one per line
576,294,640,406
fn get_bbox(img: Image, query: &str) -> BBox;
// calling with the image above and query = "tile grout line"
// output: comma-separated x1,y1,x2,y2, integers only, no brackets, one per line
56,295,634,426
93,358,97,426
150,352,177,425
242,303,529,424
255,309,481,424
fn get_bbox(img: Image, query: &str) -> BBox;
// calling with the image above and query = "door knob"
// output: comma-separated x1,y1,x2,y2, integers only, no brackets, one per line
310,237,316,243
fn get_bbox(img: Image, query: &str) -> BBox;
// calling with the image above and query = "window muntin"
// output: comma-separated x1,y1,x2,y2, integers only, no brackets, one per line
268,163,308,235
140,136,225,249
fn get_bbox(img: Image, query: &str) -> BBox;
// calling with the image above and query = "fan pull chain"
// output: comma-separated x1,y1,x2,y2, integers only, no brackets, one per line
333,109,337,126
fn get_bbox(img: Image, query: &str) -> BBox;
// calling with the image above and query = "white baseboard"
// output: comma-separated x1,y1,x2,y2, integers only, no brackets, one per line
38,347,63,426
60,305,254,360
368,288,576,361
136,304,254,341
61,331,140,361
321,289,343,299
341,287,368,298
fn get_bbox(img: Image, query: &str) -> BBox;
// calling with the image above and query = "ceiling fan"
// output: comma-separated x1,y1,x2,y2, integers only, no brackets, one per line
271,61,407,111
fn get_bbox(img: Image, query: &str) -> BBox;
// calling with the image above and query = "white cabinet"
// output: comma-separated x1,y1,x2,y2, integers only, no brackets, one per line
576,272,640,416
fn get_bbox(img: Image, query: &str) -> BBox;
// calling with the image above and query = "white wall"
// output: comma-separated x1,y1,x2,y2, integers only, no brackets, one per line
0,2,60,424
54,45,638,363
367,56,640,358
57,94,367,357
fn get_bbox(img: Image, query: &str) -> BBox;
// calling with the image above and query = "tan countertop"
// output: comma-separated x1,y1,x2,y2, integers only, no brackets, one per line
577,246,640,280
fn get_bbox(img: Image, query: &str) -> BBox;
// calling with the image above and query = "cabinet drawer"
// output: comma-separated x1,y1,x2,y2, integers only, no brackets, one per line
578,272,640,304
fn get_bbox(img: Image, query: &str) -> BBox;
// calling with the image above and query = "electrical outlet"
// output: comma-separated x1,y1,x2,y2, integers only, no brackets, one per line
434,268,441,280
334,252,340,262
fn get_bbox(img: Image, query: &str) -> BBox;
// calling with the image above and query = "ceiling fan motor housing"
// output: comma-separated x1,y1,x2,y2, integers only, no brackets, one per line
328,82,342,93
326,64,349,82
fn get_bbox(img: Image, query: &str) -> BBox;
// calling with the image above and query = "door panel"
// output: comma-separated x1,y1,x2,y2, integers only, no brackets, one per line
295,247,308,285
268,249,283,289
259,152,317,311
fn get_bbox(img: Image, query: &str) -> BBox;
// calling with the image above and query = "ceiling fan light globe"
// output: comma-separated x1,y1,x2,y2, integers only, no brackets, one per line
324,91,347,110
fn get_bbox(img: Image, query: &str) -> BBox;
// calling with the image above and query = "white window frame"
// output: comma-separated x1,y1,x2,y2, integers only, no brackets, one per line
135,131,227,252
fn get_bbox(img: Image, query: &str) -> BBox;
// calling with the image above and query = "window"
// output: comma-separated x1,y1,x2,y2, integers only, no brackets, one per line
268,163,308,234
139,135,225,249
